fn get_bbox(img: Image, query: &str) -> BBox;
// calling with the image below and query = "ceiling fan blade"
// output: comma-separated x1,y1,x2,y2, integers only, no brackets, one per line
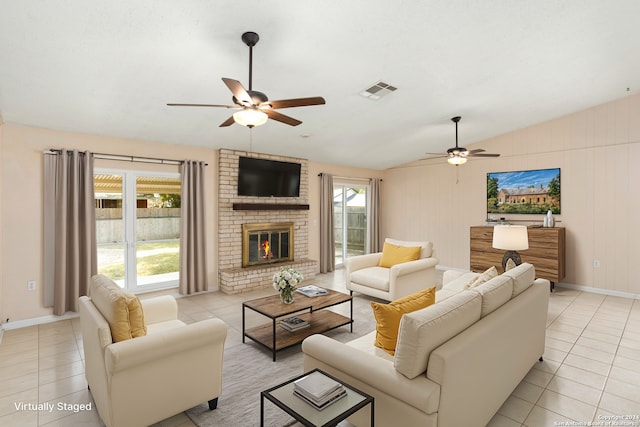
219,116,236,127
268,97,326,109
421,155,449,160
467,148,486,154
265,110,302,126
167,103,239,109
468,153,500,157
222,78,253,106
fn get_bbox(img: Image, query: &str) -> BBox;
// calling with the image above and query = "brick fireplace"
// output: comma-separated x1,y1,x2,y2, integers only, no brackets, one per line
218,149,318,294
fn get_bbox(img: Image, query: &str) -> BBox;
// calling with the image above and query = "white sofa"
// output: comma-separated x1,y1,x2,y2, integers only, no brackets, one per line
303,263,549,427
79,275,227,427
344,238,439,301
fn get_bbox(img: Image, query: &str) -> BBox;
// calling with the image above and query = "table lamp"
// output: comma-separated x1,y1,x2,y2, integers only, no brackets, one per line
492,225,529,271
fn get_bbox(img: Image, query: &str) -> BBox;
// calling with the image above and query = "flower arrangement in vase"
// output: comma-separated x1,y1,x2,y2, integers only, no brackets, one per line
273,267,304,304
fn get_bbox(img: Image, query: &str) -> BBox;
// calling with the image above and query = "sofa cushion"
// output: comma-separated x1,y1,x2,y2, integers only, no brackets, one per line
503,262,535,297
465,266,498,289
378,242,422,268
394,291,482,379
435,287,460,302
371,287,436,355
346,331,395,362
469,275,514,317
385,238,433,258
350,267,390,291
90,275,147,342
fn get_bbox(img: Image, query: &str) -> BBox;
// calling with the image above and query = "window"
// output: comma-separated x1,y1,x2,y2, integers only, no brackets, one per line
95,170,181,292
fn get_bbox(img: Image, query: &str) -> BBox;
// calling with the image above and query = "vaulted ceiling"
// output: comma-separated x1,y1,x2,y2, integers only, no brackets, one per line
1,1,639,169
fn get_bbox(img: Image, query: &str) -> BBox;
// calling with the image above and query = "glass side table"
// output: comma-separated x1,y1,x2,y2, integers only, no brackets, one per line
261,368,374,427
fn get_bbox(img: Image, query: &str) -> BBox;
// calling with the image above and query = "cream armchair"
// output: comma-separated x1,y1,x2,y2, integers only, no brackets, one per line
344,238,439,301
79,275,227,427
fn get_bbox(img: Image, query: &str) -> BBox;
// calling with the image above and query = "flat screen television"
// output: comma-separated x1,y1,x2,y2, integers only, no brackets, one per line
237,156,301,197
487,168,560,216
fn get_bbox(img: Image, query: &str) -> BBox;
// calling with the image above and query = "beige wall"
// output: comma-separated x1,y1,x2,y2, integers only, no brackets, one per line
382,93,640,296
3,92,639,323
0,124,217,323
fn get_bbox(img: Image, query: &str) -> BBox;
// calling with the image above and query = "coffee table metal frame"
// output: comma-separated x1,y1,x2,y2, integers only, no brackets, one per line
242,289,353,361
261,368,374,427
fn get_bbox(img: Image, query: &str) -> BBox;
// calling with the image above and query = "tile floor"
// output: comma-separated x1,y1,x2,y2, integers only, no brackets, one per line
0,270,639,426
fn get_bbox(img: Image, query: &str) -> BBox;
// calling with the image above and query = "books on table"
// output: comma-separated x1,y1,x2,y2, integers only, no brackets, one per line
296,285,329,297
293,371,346,410
279,316,310,332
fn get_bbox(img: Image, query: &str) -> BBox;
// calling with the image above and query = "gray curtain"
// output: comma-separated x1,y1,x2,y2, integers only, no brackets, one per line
368,178,382,253
44,149,97,315
179,160,208,294
319,173,335,273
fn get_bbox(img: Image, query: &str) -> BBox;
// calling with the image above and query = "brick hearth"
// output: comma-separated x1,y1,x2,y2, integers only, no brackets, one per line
217,149,318,294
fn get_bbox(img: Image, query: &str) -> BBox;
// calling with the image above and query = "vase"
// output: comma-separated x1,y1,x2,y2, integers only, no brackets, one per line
546,210,555,228
279,288,295,304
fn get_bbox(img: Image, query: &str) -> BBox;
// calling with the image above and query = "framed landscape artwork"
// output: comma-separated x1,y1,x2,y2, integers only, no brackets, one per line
487,168,560,216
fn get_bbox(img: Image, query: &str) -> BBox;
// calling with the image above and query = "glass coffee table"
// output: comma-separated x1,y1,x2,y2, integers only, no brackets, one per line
261,368,374,427
243,289,353,361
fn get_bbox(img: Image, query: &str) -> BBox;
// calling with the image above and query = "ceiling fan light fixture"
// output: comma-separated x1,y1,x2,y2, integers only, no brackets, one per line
447,155,467,165
233,109,268,128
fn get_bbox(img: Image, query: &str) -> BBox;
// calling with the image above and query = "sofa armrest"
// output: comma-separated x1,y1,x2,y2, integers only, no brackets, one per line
105,318,227,374
140,295,178,324
302,334,439,413
390,257,438,278
442,269,466,285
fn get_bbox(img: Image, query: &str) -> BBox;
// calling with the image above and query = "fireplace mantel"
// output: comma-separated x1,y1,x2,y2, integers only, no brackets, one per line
232,203,310,211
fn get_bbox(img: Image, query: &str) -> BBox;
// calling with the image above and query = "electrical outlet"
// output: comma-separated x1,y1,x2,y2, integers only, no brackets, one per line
593,260,601,268
27,280,36,291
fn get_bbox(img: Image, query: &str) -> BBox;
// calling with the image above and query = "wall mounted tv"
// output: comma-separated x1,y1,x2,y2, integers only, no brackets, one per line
487,168,560,216
237,156,301,197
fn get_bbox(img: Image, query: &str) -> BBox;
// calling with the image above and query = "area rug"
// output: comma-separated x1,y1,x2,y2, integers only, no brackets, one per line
186,298,377,427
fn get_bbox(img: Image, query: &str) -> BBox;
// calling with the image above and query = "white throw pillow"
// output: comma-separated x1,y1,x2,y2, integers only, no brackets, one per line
464,266,498,289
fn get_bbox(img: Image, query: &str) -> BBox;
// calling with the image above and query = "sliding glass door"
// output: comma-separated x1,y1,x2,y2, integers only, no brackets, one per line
94,170,181,292
334,183,368,267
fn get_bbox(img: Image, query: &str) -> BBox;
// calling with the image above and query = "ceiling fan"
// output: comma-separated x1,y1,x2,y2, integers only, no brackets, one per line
167,31,326,128
425,116,500,165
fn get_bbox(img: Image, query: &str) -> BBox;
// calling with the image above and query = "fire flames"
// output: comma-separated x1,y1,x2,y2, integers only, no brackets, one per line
261,239,273,259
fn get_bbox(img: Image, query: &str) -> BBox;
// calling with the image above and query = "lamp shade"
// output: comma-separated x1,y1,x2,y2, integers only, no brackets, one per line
233,109,268,127
492,225,529,251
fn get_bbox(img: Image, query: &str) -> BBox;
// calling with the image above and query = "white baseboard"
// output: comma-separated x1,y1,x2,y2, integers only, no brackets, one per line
555,282,640,300
1,312,79,331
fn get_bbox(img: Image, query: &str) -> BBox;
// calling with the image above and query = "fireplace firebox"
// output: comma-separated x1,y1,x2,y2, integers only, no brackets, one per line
242,222,294,267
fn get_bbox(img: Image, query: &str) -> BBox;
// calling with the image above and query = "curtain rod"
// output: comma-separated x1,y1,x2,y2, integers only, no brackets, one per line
45,149,208,166
317,173,381,182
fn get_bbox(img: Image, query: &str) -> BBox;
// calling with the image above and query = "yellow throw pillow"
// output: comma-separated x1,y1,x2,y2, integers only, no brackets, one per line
90,275,147,342
465,266,499,289
125,293,147,338
371,287,436,355
378,242,422,268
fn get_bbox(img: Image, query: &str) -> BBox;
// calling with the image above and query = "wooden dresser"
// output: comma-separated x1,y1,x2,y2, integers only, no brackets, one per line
470,226,566,285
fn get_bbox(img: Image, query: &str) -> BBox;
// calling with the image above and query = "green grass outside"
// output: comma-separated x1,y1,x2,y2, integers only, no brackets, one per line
98,240,179,280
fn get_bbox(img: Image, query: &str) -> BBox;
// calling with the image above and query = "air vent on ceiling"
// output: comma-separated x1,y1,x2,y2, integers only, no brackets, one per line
359,81,397,100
